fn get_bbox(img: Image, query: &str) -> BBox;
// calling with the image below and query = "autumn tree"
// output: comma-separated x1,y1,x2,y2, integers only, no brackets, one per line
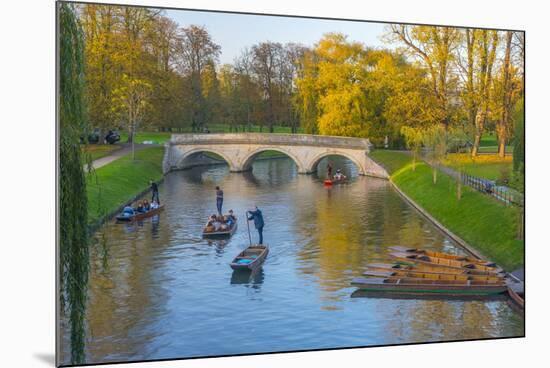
176,25,221,132
400,126,424,171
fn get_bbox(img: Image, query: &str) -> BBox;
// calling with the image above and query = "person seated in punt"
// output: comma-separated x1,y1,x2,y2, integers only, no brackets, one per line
122,205,135,217
136,201,146,213
333,169,347,181
143,199,151,211
151,200,159,209
206,214,222,232
226,209,236,227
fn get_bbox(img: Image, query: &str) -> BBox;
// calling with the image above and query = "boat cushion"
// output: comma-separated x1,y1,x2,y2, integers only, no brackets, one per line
237,259,252,264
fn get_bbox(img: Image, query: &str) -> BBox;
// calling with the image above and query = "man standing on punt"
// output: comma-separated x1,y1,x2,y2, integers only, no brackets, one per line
247,206,264,245
150,179,160,205
215,186,224,215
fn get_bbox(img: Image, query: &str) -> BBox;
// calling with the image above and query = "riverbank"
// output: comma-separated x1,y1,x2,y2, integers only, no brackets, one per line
369,150,524,271
86,146,164,226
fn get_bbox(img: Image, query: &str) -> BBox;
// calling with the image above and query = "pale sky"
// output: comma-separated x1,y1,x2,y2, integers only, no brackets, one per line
165,9,390,65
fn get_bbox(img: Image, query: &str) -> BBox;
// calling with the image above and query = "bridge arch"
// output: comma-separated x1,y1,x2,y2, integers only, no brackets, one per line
306,150,366,175
241,147,306,173
175,147,237,171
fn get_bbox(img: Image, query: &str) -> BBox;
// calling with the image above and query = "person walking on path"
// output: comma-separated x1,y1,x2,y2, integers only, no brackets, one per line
150,180,160,204
216,186,224,215
247,206,265,244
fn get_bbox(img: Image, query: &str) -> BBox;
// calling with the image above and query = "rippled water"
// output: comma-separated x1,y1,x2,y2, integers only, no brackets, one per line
60,157,524,365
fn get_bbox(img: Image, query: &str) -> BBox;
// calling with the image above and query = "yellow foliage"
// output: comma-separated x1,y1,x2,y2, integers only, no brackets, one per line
444,153,512,165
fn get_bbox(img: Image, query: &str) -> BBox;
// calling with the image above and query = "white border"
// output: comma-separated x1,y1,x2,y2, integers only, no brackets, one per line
1,0,548,367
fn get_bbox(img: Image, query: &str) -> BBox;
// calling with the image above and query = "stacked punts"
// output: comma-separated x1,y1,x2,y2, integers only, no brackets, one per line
351,246,507,298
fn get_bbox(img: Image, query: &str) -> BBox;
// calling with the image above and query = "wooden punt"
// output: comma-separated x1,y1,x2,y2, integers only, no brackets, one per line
389,246,496,267
507,285,525,309
230,244,269,271
350,277,507,296
389,252,503,274
366,263,500,276
115,205,164,222
363,269,505,283
202,218,238,238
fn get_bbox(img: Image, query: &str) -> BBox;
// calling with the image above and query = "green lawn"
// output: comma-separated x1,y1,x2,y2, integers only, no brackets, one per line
81,144,122,162
86,147,164,224
370,150,523,271
479,133,513,153
119,132,171,144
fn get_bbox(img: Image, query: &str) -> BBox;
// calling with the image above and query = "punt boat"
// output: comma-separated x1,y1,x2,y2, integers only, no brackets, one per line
230,244,269,271
389,246,496,267
202,218,238,238
115,205,164,222
363,269,504,283
350,277,507,296
389,252,503,274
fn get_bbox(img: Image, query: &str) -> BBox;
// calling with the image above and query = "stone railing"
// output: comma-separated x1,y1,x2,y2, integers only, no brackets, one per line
169,133,372,152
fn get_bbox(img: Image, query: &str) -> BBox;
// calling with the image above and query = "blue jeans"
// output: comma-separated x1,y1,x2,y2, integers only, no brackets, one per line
216,198,223,214
257,226,264,244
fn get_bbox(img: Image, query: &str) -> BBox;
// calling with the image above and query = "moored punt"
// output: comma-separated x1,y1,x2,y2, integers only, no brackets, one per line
389,246,496,267
507,283,525,309
202,218,238,238
363,269,504,283
115,205,164,222
389,252,503,274
230,244,269,271
350,277,507,296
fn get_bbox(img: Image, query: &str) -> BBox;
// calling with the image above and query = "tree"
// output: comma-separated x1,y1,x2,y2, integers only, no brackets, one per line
251,41,284,132
111,74,152,159
176,25,221,132
422,124,447,183
400,126,424,171
58,3,90,364
386,25,461,127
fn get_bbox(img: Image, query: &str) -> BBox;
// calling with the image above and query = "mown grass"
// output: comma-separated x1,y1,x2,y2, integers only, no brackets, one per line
86,147,164,224
119,132,171,144
371,150,524,271
81,144,122,162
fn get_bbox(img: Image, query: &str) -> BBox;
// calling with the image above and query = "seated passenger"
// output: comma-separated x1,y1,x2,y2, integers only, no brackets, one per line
226,209,236,226
143,199,151,211
136,202,146,213
151,201,159,209
122,206,134,216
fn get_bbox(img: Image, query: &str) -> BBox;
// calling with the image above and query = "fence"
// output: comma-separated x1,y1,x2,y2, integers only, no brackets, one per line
461,172,524,207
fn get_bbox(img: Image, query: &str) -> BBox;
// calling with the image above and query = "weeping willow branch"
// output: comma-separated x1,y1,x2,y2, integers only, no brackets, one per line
59,3,90,364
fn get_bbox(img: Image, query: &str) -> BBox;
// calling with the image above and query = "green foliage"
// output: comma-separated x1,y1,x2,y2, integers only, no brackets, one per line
58,3,89,364
512,97,525,172
87,147,164,223
400,126,423,170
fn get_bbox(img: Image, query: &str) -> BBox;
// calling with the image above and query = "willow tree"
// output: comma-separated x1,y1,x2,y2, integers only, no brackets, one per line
58,2,90,364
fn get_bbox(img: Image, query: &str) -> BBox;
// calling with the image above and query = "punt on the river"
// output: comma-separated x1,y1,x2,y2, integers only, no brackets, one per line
202,218,238,238
389,252,503,274
389,245,497,267
350,277,507,296
230,244,269,271
115,205,164,222
363,269,505,283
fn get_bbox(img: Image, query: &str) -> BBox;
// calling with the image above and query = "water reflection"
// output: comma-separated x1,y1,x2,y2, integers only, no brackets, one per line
60,156,523,365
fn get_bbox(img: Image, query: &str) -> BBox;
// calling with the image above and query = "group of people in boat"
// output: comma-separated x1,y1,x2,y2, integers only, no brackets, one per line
121,199,160,217
209,186,265,244
205,210,237,233
326,162,347,181
119,179,161,218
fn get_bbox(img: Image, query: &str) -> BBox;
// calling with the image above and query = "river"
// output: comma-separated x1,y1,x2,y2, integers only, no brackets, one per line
60,156,524,365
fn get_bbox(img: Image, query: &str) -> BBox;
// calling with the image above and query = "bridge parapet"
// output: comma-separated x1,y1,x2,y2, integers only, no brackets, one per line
169,133,372,151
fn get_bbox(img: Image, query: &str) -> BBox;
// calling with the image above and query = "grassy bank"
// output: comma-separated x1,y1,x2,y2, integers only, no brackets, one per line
86,146,164,224
370,150,523,271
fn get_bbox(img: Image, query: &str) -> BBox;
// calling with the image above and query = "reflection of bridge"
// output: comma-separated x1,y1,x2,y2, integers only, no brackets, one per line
163,133,389,178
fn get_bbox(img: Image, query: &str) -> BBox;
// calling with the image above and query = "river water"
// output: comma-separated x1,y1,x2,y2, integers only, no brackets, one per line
60,156,524,365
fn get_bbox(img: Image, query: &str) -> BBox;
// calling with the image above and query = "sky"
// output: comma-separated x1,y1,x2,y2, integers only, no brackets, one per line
166,9,390,64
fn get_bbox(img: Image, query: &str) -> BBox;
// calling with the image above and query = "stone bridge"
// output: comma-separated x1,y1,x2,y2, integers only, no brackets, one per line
163,133,388,178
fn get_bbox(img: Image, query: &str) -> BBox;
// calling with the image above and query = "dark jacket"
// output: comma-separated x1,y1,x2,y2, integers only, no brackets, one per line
151,182,159,193
247,209,264,229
